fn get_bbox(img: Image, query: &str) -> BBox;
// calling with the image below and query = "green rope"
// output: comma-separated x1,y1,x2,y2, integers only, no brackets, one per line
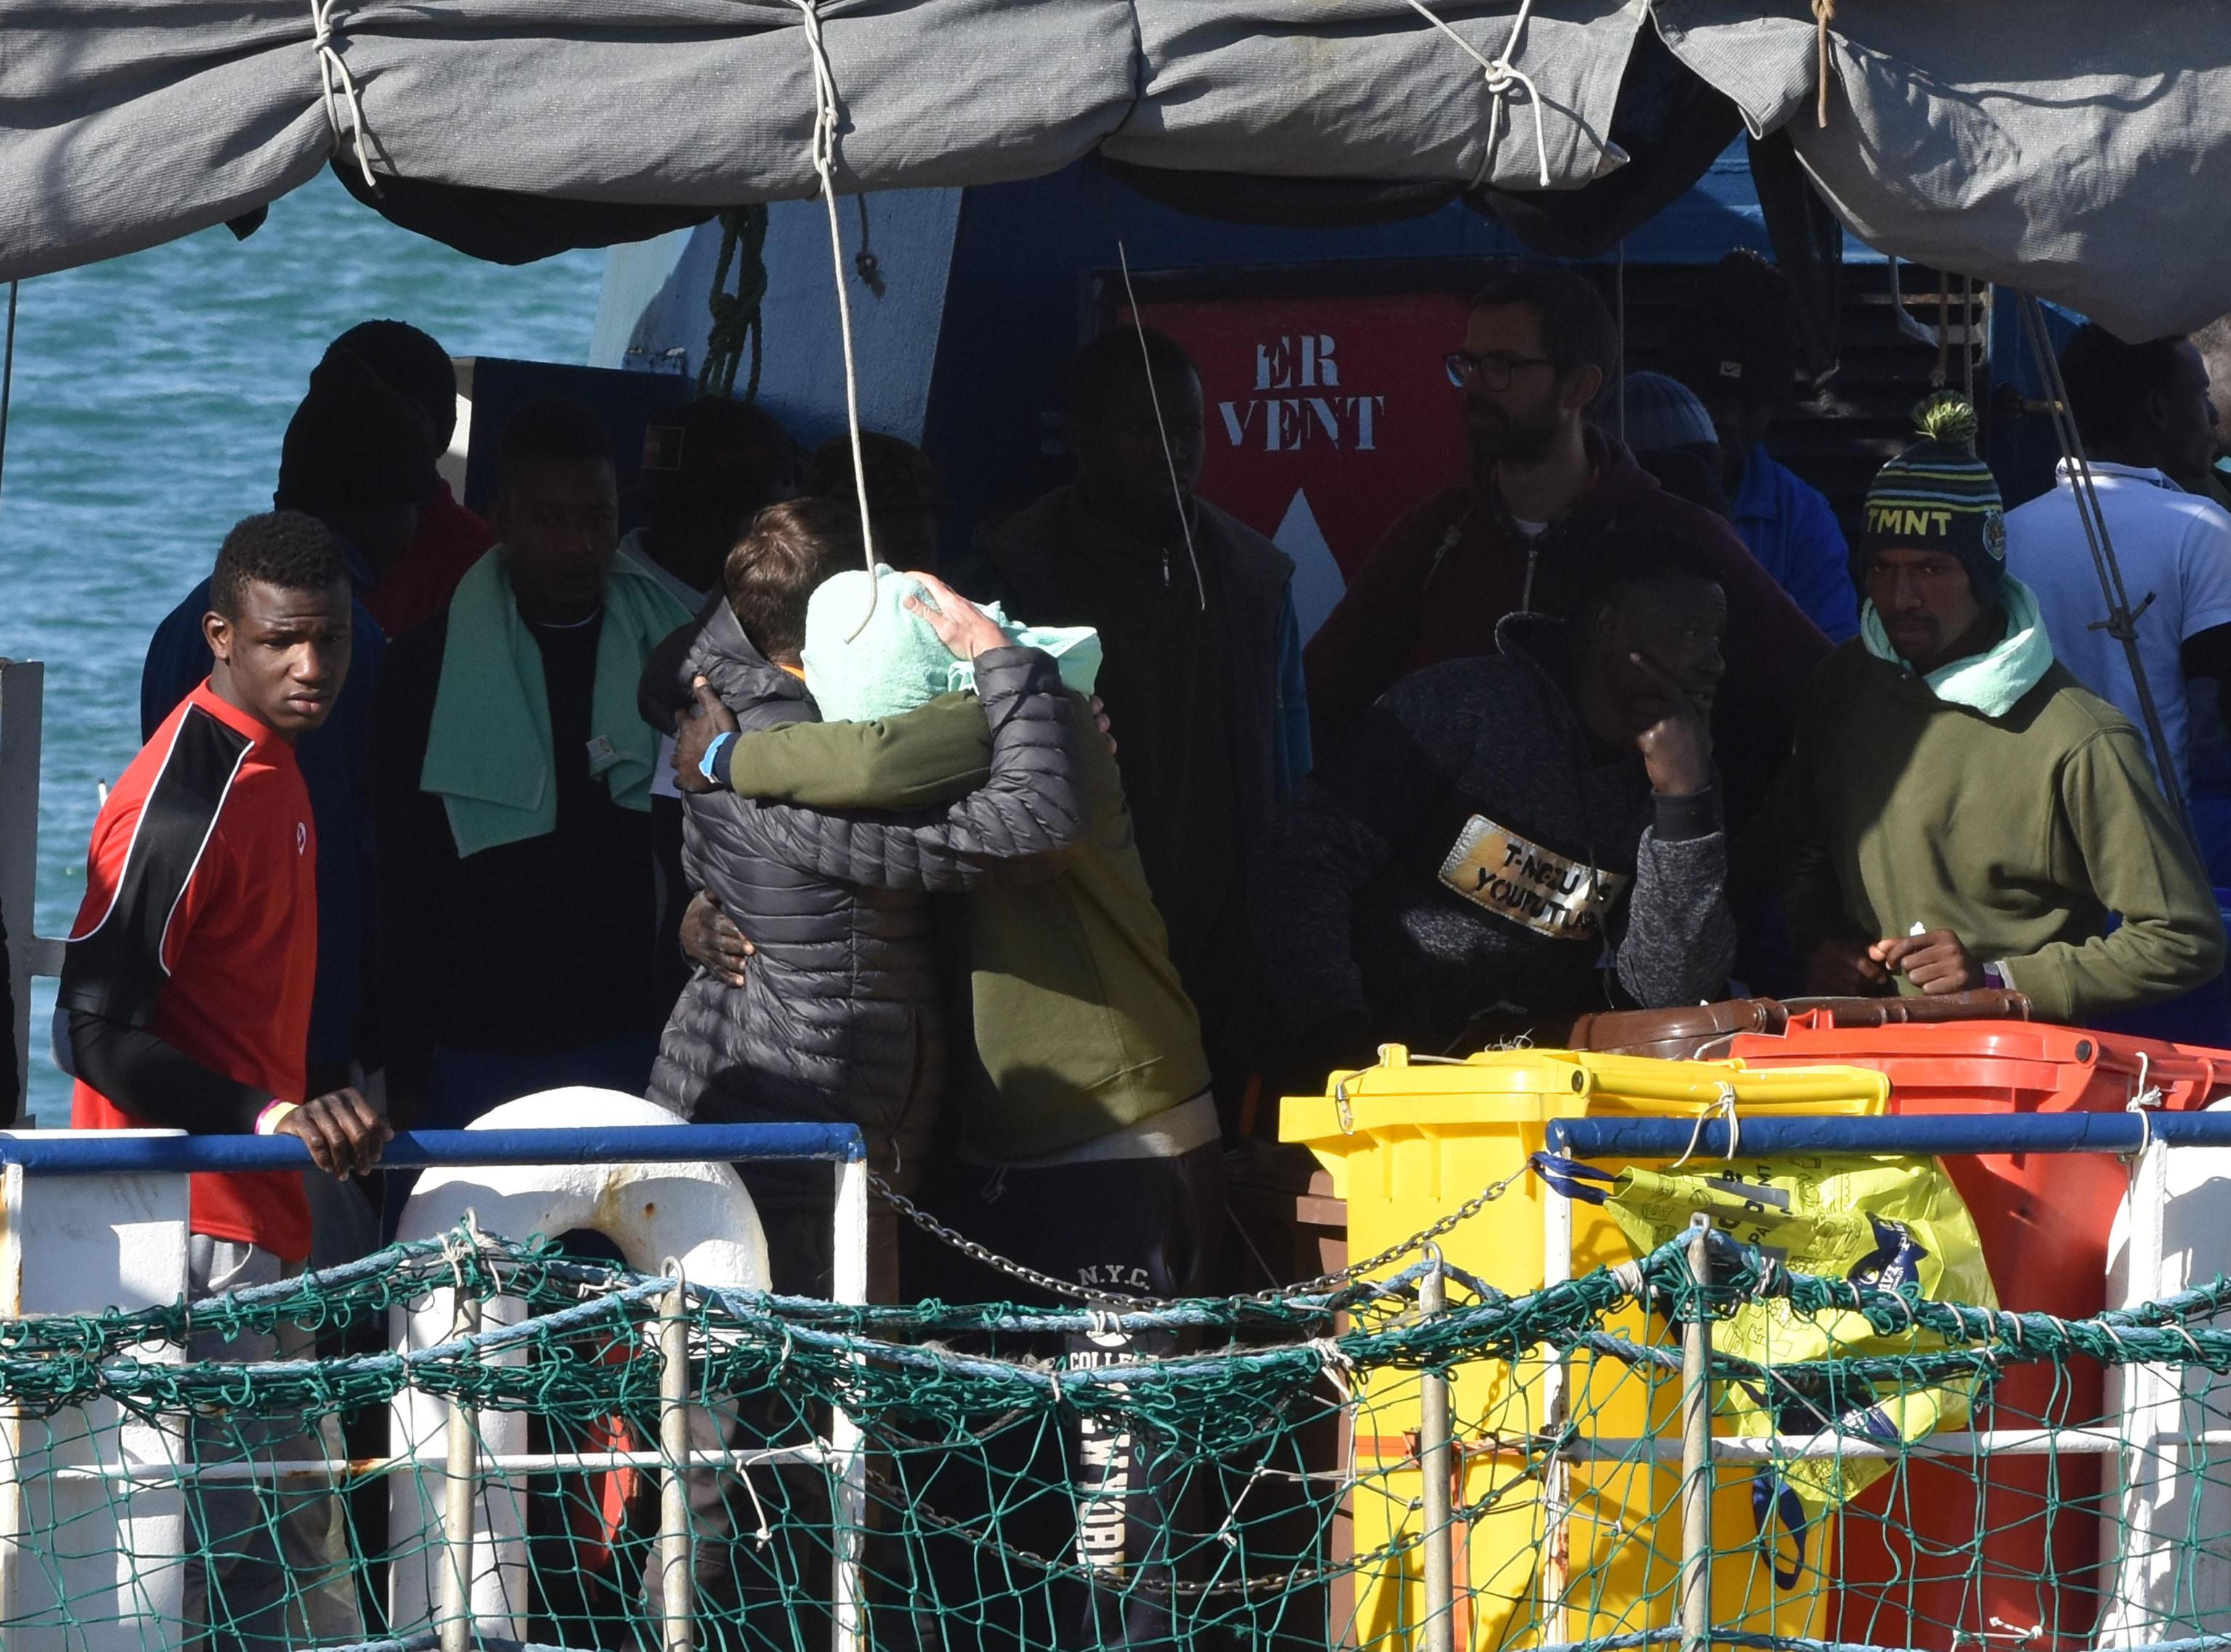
9,1225,2231,1648
696,205,769,401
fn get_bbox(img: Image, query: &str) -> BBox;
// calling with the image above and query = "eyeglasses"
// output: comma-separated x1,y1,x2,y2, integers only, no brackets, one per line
1444,349,1559,390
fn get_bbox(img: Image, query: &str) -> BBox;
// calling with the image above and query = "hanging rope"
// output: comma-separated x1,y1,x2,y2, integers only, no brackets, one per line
1116,243,1205,611
698,206,771,401
310,0,379,192
0,280,17,525
1813,0,1837,128
1394,0,1553,190
784,0,882,639
2015,291,2195,834
1614,239,1627,443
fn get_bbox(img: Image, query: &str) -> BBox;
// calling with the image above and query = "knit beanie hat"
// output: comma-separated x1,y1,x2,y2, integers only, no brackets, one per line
1858,393,2006,603
275,346,439,516
1604,372,1716,454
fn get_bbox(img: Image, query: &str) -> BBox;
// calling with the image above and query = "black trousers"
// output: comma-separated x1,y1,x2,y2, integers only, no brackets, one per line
895,1142,1227,1651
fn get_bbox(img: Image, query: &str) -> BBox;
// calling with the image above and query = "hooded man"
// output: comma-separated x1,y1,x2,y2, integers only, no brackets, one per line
1664,251,1858,643
1253,527,1737,1085
330,318,498,636
1781,395,2224,1020
959,326,1309,1128
1304,264,1828,829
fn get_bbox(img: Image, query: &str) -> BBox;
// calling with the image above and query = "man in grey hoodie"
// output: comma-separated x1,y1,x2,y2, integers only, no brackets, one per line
1252,527,1736,1086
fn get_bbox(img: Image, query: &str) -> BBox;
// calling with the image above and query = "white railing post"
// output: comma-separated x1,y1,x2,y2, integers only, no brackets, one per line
1540,1167,1573,1647
1418,1249,1455,1652
830,1155,869,1652
1678,1216,1714,1652
659,1266,695,1652
439,1289,481,1652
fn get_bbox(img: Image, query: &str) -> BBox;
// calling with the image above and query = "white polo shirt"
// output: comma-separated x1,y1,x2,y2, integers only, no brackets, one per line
2004,460,2231,797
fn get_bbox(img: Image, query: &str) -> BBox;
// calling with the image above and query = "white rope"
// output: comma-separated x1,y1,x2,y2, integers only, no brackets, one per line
1307,1336,1357,1405
1115,242,1206,610
310,0,378,192
1669,1084,1740,1170
1394,0,1551,190
787,0,882,640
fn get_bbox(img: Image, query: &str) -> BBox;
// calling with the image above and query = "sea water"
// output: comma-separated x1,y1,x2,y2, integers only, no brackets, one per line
0,172,607,1121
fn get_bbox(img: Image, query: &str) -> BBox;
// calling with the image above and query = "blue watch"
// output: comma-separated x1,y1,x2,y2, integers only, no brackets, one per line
699,730,736,789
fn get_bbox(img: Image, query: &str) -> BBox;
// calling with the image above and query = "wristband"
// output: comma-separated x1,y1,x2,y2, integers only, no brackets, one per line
699,730,736,789
254,1099,300,1136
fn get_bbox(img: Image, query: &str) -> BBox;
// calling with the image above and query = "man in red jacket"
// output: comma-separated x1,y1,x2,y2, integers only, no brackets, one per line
64,513,389,1645
1304,265,1829,825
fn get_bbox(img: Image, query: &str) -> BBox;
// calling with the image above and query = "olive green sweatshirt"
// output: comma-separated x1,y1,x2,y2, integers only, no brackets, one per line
1781,640,2224,1022
723,692,1211,1158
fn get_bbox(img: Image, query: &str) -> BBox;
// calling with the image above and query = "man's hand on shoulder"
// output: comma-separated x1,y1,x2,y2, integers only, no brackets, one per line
276,1087,392,1176
1627,652,1715,797
673,678,741,795
1870,929,1988,995
680,890,754,987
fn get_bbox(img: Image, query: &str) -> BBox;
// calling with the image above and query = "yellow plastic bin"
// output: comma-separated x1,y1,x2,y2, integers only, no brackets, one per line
1282,1046,1888,1651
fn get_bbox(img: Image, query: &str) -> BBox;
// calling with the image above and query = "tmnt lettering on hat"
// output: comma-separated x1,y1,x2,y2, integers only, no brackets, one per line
1857,392,2006,603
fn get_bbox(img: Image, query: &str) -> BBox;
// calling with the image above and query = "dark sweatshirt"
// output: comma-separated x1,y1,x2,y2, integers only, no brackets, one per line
370,606,683,1107
1302,427,1828,827
1253,614,1735,1056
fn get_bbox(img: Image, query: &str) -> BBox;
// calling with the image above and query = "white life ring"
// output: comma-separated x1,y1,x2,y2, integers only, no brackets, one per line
387,1089,768,1639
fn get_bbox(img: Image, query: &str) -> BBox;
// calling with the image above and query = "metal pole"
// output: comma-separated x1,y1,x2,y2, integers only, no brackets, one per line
1419,1247,1455,1652
1538,1173,1573,1646
1678,1216,1714,1652
830,1156,870,1652
0,279,17,518
2014,290,2193,829
439,1290,481,1652
659,1267,695,1652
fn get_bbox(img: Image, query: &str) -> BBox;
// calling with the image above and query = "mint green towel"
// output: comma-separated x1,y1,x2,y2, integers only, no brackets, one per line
802,564,1100,721
1861,574,2054,719
421,549,693,857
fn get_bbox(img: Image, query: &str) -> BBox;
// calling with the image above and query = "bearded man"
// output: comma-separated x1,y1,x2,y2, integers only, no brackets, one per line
1302,264,1829,825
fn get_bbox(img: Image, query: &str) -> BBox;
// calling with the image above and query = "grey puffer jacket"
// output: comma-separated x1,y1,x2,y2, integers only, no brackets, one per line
644,603,1088,1168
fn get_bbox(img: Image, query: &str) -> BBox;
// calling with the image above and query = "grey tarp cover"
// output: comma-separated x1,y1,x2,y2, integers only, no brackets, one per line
3,0,2227,335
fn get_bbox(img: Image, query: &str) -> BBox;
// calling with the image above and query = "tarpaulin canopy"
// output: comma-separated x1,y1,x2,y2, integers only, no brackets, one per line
4,0,2228,336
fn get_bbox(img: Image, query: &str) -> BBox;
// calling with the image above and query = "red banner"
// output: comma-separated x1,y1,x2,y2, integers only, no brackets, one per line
1126,290,1474,636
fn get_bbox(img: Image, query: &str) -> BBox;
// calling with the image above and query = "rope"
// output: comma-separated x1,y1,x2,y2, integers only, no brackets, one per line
785,0,882,640
1813,0,1837,128
310,0,379,193
698,207,771,400
0,280,17,524
1394,0,1553,190
1116,242,1205,610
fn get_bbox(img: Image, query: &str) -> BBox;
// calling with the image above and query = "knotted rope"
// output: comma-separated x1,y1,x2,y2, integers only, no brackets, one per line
311,0,378,192
1395,0,1553,190
699,207,771,400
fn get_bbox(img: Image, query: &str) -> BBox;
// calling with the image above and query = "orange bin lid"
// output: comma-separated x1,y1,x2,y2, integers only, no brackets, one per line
1729,1014,2231,1113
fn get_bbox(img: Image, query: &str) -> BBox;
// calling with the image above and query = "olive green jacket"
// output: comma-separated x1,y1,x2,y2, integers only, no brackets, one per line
723,692,1210,1158
1781,640,2224,1021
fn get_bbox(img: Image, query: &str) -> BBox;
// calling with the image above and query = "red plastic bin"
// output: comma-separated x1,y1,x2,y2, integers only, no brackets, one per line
1726,1015,2231,1650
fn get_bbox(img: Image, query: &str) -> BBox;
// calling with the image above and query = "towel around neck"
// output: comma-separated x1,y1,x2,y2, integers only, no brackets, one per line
420,548,691,858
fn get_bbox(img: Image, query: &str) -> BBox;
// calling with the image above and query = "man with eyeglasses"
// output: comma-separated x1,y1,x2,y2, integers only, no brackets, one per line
1304,265,1829,828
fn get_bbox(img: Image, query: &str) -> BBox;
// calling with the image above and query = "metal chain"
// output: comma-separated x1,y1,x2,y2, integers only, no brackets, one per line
868,1160,1534,1311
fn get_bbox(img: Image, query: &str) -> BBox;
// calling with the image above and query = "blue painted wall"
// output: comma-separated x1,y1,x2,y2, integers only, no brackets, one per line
597,148,1890,560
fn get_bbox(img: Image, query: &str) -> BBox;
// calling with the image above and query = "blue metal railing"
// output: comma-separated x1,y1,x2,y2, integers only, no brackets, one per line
0,1123,867,1175
1548,1111,2231,1160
